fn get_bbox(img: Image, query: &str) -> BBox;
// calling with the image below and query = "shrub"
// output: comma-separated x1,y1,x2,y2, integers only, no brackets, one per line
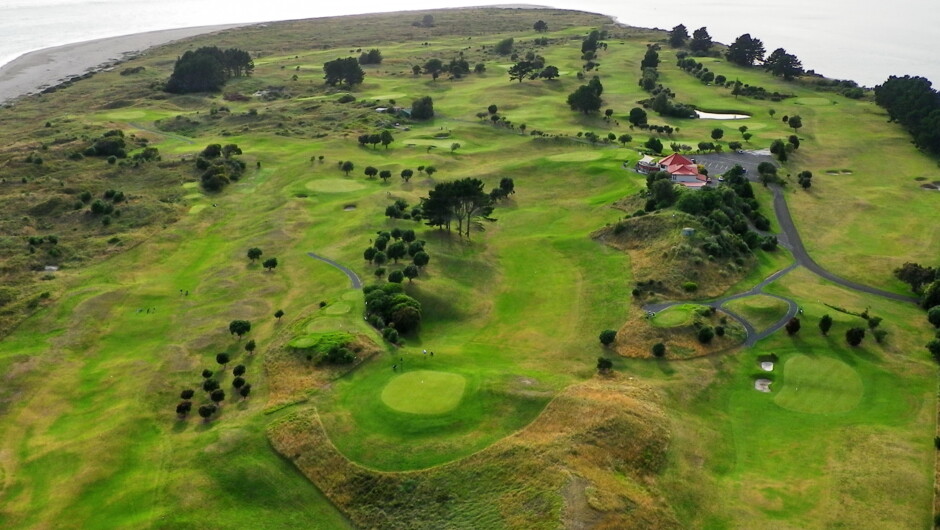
697,326,715,344
846,327,865,346
651,342,666,357
682,282,698,292
599,329,617,346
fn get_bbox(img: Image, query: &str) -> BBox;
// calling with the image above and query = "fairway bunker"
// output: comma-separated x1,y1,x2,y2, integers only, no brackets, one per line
343,204,356,211
305,179,366,193
760,362,774,371
754,378,772,392
381,370,466,415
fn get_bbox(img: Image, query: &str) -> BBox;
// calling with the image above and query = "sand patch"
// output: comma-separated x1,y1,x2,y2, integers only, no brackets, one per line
760,361,774,371
754,378,772,392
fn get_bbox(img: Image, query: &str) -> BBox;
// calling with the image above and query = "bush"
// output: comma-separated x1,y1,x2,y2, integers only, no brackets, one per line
697,326,715,344
337,94,356,103
599,329,617,346
927,306,940,328
682,281,698,292
651,342,666,357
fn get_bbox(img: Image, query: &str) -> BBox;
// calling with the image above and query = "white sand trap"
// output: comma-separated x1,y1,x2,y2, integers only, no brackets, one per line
754,378,772,392
695,110,750,120
343,205,356,211
760,361,774,371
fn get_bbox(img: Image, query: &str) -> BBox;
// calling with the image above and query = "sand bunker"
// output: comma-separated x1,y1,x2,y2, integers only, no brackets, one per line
754,378,772,392
343,204,356,211
695,110,749,120
760,362,774,371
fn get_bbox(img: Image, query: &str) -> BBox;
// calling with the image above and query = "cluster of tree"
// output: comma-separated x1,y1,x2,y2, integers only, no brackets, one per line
796,170,813,189
567,76,604,114
675,55,794,101
358,49,383,65
411,96,435,120
689,27,713,54
364,283,422,342
195,143,246,191
894,262,940,309
176,361,253,421
83,129,127,159
581,29,607,57
421,178,511,238
764,48,804,80
769,133,801,162
323,57,365,86
726,34,765,66
357,130,395,149
667,24,689,48
507,57,559,82
166,46,253,94
364,228,429,283
534,20,548,32
385,198,423,220
874,75,940,155
643,88,697,119
817,311,889,346
419,57,478,80
247,247,279,271
494,38,515,56
660,165,778,254
640,44,660,69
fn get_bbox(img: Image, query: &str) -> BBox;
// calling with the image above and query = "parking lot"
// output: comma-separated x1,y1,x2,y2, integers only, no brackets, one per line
693,151,777,179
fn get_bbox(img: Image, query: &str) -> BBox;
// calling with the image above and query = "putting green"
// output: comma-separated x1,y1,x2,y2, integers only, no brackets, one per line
547,151,603,162
106,110,146,120
381,370,467,415
323,302,351,315
651,304,703,327
774,355,863,414
306,179,366,193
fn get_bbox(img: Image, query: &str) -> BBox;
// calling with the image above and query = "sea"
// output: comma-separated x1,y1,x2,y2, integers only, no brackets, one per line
0,0,937,87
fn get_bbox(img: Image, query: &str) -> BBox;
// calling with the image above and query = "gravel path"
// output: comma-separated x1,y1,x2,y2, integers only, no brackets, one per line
306,252,362,289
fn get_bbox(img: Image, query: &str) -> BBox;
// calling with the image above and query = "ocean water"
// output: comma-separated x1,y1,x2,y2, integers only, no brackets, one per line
0,0,936,87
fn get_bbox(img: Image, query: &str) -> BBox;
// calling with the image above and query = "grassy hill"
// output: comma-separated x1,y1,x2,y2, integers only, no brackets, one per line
0,7,937,528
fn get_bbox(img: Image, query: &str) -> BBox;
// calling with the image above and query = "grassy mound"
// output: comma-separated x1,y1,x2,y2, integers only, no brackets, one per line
651,304,704,327
381,370,466,414
618,304,746,359
774,354,863,414
723,295,791,333
269,378,678,529
595,212,753,299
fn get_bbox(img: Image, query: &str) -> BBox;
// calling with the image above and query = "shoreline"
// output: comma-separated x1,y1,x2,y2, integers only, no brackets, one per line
0,24,248,104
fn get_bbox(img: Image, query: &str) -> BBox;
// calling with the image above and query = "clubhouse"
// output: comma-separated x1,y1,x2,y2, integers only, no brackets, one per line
634,153,709,189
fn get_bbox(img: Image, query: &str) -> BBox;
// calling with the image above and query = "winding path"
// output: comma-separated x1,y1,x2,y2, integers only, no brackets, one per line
306,252,362,289
643,182,917,348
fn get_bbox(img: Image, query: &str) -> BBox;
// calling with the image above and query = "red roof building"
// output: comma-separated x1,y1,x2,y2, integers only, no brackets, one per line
633,153,709,188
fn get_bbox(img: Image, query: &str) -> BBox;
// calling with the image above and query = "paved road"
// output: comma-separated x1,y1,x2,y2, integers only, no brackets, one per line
306,252,362,289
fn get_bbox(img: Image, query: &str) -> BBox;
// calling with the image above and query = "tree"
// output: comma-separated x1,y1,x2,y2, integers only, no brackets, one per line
203,379,219,392
508,61,536,83
358,48,383,65
364,166,378,179
894,262,937,294
599,329,617,346
202,369,213,379
494,37,514,56
216,353,231,367
450,142,461,154
534,20,548,32
689,27,713,53
628,107,648,126
229,320,251,338
387,270,404,283
323,57,364,86
798,171,813,189
232,377,246,389
176,401,192,417
379,170,392,182
640,46,660,69
650,178,677,206
413,251,430,268
597,357,613,373
240,383,252,399
928,306,940,328
387,241,407,263
397,169,413,183
233,364,246,377
403,264,419,282
726,34,765,66
788,115,803,132
247,247,262,262
711,128,724,141
372,251,388,266
618,134,632,146
652,342,666,357
846,327,865,346
244,340,256,355
819,314,833,335
181,389,196,400
743,132,753,143
341,161,354,176
764,48,803,80
539,66,560,80
927,338,940,362
644,137,664,154
381,130,394,149
210,389,225,407
668,24,689,47
698,326,715,344
411,96,434,120
567,84,602,114
198,404,217,421
166,47,250,93
785,317,801,335
424,166,437,178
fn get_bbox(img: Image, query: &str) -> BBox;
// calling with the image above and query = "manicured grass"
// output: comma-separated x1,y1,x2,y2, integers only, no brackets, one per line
380,370,467,414
724,295,790,332
651,304,704,327
774,354,863,414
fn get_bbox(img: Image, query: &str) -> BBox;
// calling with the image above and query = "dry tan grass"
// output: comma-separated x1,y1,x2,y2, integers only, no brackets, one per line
268,377,680,529
612,306,745,360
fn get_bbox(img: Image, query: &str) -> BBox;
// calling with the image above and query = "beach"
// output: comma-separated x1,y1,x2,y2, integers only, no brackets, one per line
0,24,245,104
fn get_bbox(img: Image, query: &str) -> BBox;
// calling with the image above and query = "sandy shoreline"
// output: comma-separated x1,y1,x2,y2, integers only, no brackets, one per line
0,24,248,104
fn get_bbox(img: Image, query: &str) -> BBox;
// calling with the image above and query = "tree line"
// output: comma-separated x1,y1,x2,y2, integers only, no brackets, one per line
874,75,940,155
166,47,253,94
421,178,514,238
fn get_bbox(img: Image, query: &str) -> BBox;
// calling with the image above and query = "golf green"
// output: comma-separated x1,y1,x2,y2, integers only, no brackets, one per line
774,354,863,414
651,304,702,327
381,370,467,415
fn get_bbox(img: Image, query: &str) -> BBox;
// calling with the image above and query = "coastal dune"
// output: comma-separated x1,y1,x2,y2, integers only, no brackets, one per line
0,24,245,104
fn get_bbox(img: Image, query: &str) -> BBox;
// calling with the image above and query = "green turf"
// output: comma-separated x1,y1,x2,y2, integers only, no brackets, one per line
723,295,791,333
652,304,706,327
774,354,863,414
380,370,467,414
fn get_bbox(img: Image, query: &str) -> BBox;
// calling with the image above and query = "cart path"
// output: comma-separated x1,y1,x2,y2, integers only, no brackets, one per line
306,252,362,289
